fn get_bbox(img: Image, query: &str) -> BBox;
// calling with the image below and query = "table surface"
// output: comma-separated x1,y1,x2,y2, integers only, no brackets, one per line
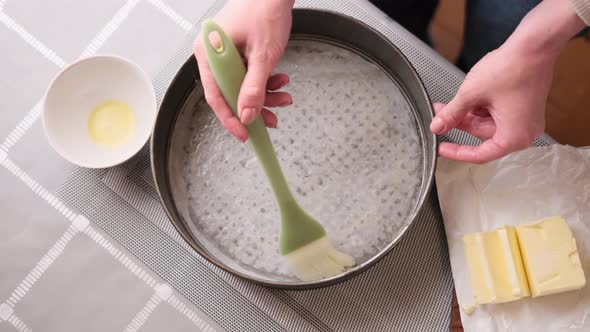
0,1,223,331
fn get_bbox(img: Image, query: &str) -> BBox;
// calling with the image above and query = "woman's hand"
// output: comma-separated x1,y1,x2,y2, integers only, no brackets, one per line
430,44,555,163
430,0,586,163
194,0,295,142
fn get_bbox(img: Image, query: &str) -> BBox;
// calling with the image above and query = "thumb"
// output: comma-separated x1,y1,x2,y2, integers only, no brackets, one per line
430,89,478,135
238,55,272,125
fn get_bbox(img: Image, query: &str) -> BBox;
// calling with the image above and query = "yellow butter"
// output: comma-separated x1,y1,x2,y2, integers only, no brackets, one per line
88,100,135,149
461,303,477,316
462,226,530,304
516,216,586,297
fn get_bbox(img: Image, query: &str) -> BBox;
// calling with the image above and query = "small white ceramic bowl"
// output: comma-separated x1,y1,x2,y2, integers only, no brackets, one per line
43,55,156,168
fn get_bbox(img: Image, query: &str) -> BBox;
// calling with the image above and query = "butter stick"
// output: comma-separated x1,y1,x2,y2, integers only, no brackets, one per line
516,216,586,297
462,226,530,304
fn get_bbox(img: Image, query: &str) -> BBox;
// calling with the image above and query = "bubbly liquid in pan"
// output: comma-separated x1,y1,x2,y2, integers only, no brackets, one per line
181,40,423,278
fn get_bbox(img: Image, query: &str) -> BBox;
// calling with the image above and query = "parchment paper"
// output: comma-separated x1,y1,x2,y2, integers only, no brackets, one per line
436,145,590,331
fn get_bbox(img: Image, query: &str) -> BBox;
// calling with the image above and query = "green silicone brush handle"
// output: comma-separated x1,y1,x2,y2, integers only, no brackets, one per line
202,20,328,255
202,20,295,207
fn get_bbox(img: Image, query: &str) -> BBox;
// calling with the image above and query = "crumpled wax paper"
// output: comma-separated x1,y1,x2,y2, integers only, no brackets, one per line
436,145,590,331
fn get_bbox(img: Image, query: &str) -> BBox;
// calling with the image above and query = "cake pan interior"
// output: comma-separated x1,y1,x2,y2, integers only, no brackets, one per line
152,9,436,288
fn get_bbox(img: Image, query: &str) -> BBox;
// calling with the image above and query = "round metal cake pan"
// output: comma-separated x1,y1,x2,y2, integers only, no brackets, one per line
151,8,437,289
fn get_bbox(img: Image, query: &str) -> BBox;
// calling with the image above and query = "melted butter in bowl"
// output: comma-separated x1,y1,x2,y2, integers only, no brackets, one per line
43,55,156,168
88,100,136,149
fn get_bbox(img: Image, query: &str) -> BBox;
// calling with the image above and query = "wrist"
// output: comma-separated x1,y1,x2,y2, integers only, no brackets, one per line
504,0,585,58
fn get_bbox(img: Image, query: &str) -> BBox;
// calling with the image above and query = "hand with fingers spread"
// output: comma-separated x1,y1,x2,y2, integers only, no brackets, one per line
194,0,295,142
430,0,587,164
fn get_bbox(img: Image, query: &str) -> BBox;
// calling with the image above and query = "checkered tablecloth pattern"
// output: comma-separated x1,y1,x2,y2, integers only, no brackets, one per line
0,1,222,331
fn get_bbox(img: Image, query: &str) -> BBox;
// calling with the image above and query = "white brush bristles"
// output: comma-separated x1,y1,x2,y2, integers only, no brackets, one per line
284,237,355,281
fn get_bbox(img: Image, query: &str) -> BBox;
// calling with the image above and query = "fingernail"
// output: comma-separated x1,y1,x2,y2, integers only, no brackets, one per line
268,121,278,128
236,134,247,143
279,99,293,107
230,129,247,143
241,107,257,125
430,117,445,134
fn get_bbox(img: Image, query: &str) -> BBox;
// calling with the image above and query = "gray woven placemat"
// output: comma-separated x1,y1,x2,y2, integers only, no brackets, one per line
56,1,552,331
